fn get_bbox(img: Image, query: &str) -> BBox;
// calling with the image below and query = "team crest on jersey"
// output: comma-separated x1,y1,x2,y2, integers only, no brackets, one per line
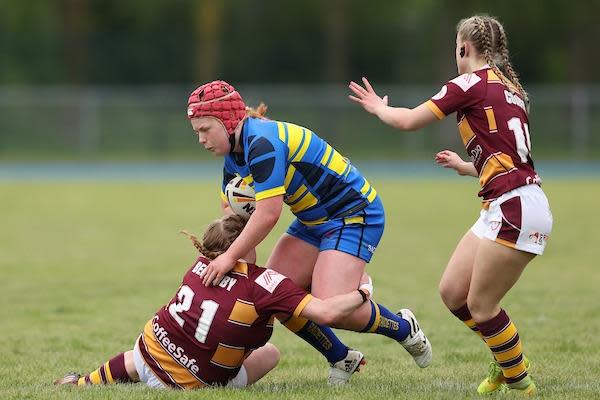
450,73,481,92
256,269,286,293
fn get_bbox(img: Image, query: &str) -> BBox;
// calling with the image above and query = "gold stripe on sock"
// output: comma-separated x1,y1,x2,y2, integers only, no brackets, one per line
503,363,527,380
368,301,381,333
463,318,484,339
88,370,102,384
283,315,309,333
484,321,514,347
494,343,522,363
104,361,114,384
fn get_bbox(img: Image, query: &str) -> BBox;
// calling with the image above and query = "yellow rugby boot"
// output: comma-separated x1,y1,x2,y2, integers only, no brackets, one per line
498,377,537,396
477,356,530,395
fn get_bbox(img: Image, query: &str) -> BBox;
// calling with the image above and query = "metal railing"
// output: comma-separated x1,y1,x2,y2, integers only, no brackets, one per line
1,84,598,160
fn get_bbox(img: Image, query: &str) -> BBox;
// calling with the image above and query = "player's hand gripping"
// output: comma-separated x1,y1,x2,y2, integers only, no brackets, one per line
435,150,477,177
201,252,236,287
348,77,388,116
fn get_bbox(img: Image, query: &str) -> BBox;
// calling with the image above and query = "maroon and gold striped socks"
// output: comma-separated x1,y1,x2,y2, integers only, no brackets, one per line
478,309,531,388
77,352,133,385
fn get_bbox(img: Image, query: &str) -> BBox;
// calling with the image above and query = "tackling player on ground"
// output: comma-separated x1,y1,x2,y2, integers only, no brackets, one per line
55,214,373,389
349,14,552,396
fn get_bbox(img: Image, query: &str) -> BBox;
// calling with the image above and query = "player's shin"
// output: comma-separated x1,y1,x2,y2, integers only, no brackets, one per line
280,315,349,364
78,352,136,385
361,301,410,341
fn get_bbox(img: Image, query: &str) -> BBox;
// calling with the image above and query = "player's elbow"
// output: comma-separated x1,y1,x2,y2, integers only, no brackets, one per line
394,117,420,131
254,196,283,225
254,207,280,226
391,107,429,131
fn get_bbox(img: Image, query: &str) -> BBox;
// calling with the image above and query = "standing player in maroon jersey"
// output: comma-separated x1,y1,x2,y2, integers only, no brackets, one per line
54,214,373,390
349,15,552,396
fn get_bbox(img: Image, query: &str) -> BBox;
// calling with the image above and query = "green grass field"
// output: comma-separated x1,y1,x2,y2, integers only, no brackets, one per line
1,179,599,399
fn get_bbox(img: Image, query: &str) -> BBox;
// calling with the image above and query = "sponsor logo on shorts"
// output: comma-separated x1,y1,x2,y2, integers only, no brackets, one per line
528,231,549,246
490,221,501,231
367,244,377,254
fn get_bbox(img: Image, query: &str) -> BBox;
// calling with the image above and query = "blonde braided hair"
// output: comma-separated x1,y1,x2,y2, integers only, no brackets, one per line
495,22,529,106
457,15,529,109
181,214,247,260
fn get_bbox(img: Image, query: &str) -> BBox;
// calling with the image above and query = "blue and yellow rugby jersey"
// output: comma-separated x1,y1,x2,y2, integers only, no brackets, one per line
221,117,378,225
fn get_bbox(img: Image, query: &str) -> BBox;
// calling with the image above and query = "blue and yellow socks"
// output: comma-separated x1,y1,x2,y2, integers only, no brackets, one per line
282,315,349,364
361,301,411,342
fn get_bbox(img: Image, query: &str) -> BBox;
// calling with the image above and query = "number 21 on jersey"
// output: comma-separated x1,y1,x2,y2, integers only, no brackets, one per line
507,117,532,163
168,285,219,343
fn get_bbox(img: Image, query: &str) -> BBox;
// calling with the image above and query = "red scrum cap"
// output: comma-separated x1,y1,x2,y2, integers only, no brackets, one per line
187,80,247,135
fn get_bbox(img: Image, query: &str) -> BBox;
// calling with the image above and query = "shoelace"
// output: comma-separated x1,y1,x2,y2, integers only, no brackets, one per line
486,361,503,382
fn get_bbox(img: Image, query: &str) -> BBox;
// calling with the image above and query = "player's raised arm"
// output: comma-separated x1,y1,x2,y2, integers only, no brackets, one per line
349,77,437,131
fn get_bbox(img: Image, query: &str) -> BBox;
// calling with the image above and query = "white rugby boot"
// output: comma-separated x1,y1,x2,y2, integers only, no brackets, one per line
398,309,432,368
327,349,366,385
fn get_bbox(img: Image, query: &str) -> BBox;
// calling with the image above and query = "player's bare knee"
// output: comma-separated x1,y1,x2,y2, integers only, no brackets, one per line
123,350,139,381
466,297,496,323
439,280,465,310
263,343,281,367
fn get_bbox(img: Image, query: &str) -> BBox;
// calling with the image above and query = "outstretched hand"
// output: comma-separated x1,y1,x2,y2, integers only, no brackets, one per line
348,77,388,115
201,252,236,287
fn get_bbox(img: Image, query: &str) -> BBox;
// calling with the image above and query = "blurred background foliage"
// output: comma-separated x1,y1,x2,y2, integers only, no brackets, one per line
0,0,598,160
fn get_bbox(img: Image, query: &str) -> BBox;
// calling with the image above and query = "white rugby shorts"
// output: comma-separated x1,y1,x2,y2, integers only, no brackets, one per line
471,184,552,255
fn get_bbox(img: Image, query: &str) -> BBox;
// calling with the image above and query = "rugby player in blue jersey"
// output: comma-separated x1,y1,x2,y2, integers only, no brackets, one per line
186,81,432,384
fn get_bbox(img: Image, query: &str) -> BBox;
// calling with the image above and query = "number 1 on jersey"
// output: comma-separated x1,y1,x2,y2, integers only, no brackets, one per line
168,285,219,344
195,300,218,343
507,117,532,163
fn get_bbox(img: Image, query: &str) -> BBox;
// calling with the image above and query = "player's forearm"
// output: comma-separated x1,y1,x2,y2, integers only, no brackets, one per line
376,104,435,132
305,290,367,326
326,291,366,321
458,161,478,177
242,248,257,264
224,208,278,261
375,105,414,131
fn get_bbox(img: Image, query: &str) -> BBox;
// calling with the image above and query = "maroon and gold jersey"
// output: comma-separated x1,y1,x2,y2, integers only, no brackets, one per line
426,67,540,201
137,256,312,389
